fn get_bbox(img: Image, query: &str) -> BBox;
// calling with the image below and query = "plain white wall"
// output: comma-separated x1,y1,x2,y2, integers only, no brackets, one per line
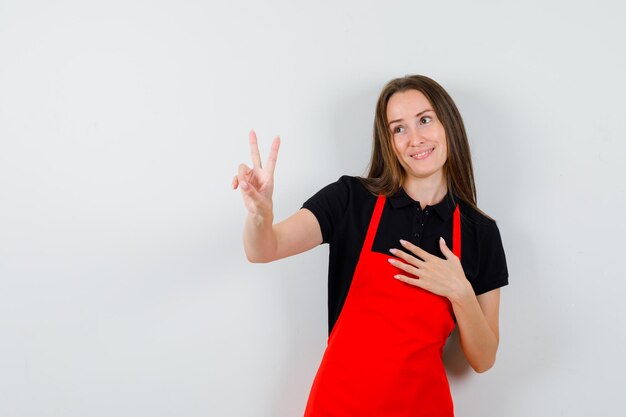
1,0,625,416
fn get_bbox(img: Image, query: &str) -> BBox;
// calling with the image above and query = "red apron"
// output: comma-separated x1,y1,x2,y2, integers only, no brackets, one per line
304,195,461,417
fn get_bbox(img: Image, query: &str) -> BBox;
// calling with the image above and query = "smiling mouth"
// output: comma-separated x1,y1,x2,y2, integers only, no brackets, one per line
411,148,434,160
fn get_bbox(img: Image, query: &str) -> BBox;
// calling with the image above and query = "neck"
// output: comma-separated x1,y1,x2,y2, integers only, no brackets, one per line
402,174,448,208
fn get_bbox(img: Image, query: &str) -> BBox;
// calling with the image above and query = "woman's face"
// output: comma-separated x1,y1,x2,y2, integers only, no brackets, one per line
386,89,448,182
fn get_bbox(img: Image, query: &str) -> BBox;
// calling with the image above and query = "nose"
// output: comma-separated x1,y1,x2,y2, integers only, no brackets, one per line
408,127,425,147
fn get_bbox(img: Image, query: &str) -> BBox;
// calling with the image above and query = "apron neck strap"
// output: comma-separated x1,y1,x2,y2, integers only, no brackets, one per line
363,195,386,251
452,204,461,259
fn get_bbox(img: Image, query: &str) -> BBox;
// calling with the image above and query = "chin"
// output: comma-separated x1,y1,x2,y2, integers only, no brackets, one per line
405,165,444,179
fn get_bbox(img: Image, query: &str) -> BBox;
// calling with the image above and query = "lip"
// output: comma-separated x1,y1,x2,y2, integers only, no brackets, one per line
410,147,434,160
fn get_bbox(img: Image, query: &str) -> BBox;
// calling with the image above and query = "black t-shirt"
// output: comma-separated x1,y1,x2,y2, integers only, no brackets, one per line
302,175,509,335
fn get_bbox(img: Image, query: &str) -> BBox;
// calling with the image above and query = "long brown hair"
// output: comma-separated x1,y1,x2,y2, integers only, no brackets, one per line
360,74,483,215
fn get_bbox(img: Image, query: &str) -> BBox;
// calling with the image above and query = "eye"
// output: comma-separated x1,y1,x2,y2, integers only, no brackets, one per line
392,125,405,134
420,116,433,125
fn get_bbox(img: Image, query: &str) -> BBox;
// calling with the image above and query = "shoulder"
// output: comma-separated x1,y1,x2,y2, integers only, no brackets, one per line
335,175,373,194
455,198,509,295
305,175,375,205
455,198,501,238
302,175,376,243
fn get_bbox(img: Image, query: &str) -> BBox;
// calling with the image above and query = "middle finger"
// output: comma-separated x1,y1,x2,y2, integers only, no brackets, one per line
399,239,435,262
389,247,425,267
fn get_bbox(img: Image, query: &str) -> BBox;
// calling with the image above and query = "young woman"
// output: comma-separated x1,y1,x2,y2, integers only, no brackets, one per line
232,75,508,417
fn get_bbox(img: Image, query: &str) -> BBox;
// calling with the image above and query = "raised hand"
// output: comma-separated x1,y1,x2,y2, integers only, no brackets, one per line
232,130,281,217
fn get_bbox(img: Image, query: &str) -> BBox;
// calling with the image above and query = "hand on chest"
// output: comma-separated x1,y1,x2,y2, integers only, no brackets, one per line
369,201,478,285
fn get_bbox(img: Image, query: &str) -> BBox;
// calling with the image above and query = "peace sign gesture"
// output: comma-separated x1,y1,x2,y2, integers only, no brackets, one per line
232,130,281,217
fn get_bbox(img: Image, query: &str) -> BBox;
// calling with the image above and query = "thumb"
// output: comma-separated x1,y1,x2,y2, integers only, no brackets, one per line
238,174,267,211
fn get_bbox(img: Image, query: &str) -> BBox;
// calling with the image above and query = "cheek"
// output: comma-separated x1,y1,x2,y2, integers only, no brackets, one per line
437,130,448,158
392,134,409,150
441,141,448,159
390,139,406,164
391,137,401,154
438,145,448,165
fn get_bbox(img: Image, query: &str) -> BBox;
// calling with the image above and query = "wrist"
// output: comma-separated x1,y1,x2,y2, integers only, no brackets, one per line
449,279,475,307
249,210,274,227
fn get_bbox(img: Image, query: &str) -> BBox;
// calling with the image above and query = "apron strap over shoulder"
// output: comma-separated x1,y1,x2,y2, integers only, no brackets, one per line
452,204,461,260
363,195,386,252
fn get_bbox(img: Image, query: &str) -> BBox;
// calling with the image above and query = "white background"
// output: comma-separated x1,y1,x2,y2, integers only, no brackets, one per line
1,0,625,416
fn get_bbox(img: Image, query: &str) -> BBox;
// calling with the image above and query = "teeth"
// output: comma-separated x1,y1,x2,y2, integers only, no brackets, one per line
413,149,432,158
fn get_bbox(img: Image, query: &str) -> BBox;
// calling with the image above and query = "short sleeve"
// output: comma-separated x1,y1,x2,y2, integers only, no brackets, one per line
474,221,509,295
301,176,351,244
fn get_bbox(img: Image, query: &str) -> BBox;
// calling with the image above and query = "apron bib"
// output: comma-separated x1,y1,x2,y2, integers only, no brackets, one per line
304,195,461,417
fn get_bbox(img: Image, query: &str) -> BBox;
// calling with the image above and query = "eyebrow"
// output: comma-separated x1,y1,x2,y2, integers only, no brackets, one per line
388,109,433,126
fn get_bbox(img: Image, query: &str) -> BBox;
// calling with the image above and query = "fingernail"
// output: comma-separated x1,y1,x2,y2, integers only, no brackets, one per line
440,237,445,244
393,275,400,279
241,181,248,190
389,248,397,254
399,239,407,245
387,258,395,264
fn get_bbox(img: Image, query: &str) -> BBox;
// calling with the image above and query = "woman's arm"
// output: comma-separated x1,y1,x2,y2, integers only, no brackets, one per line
449,287,500,373
234,131,322,263
243,208,322,263
388,238,501,373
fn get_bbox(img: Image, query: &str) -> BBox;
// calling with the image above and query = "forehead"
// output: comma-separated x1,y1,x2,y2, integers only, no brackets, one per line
386,89,432,120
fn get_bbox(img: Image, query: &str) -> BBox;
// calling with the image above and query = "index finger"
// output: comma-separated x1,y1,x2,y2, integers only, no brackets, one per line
399,239,436,261
249,130,262,169
265,136,280,175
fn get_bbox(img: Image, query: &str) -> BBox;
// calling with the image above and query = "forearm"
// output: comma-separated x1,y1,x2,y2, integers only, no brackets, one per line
449,285,499,373
243,212,278,263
